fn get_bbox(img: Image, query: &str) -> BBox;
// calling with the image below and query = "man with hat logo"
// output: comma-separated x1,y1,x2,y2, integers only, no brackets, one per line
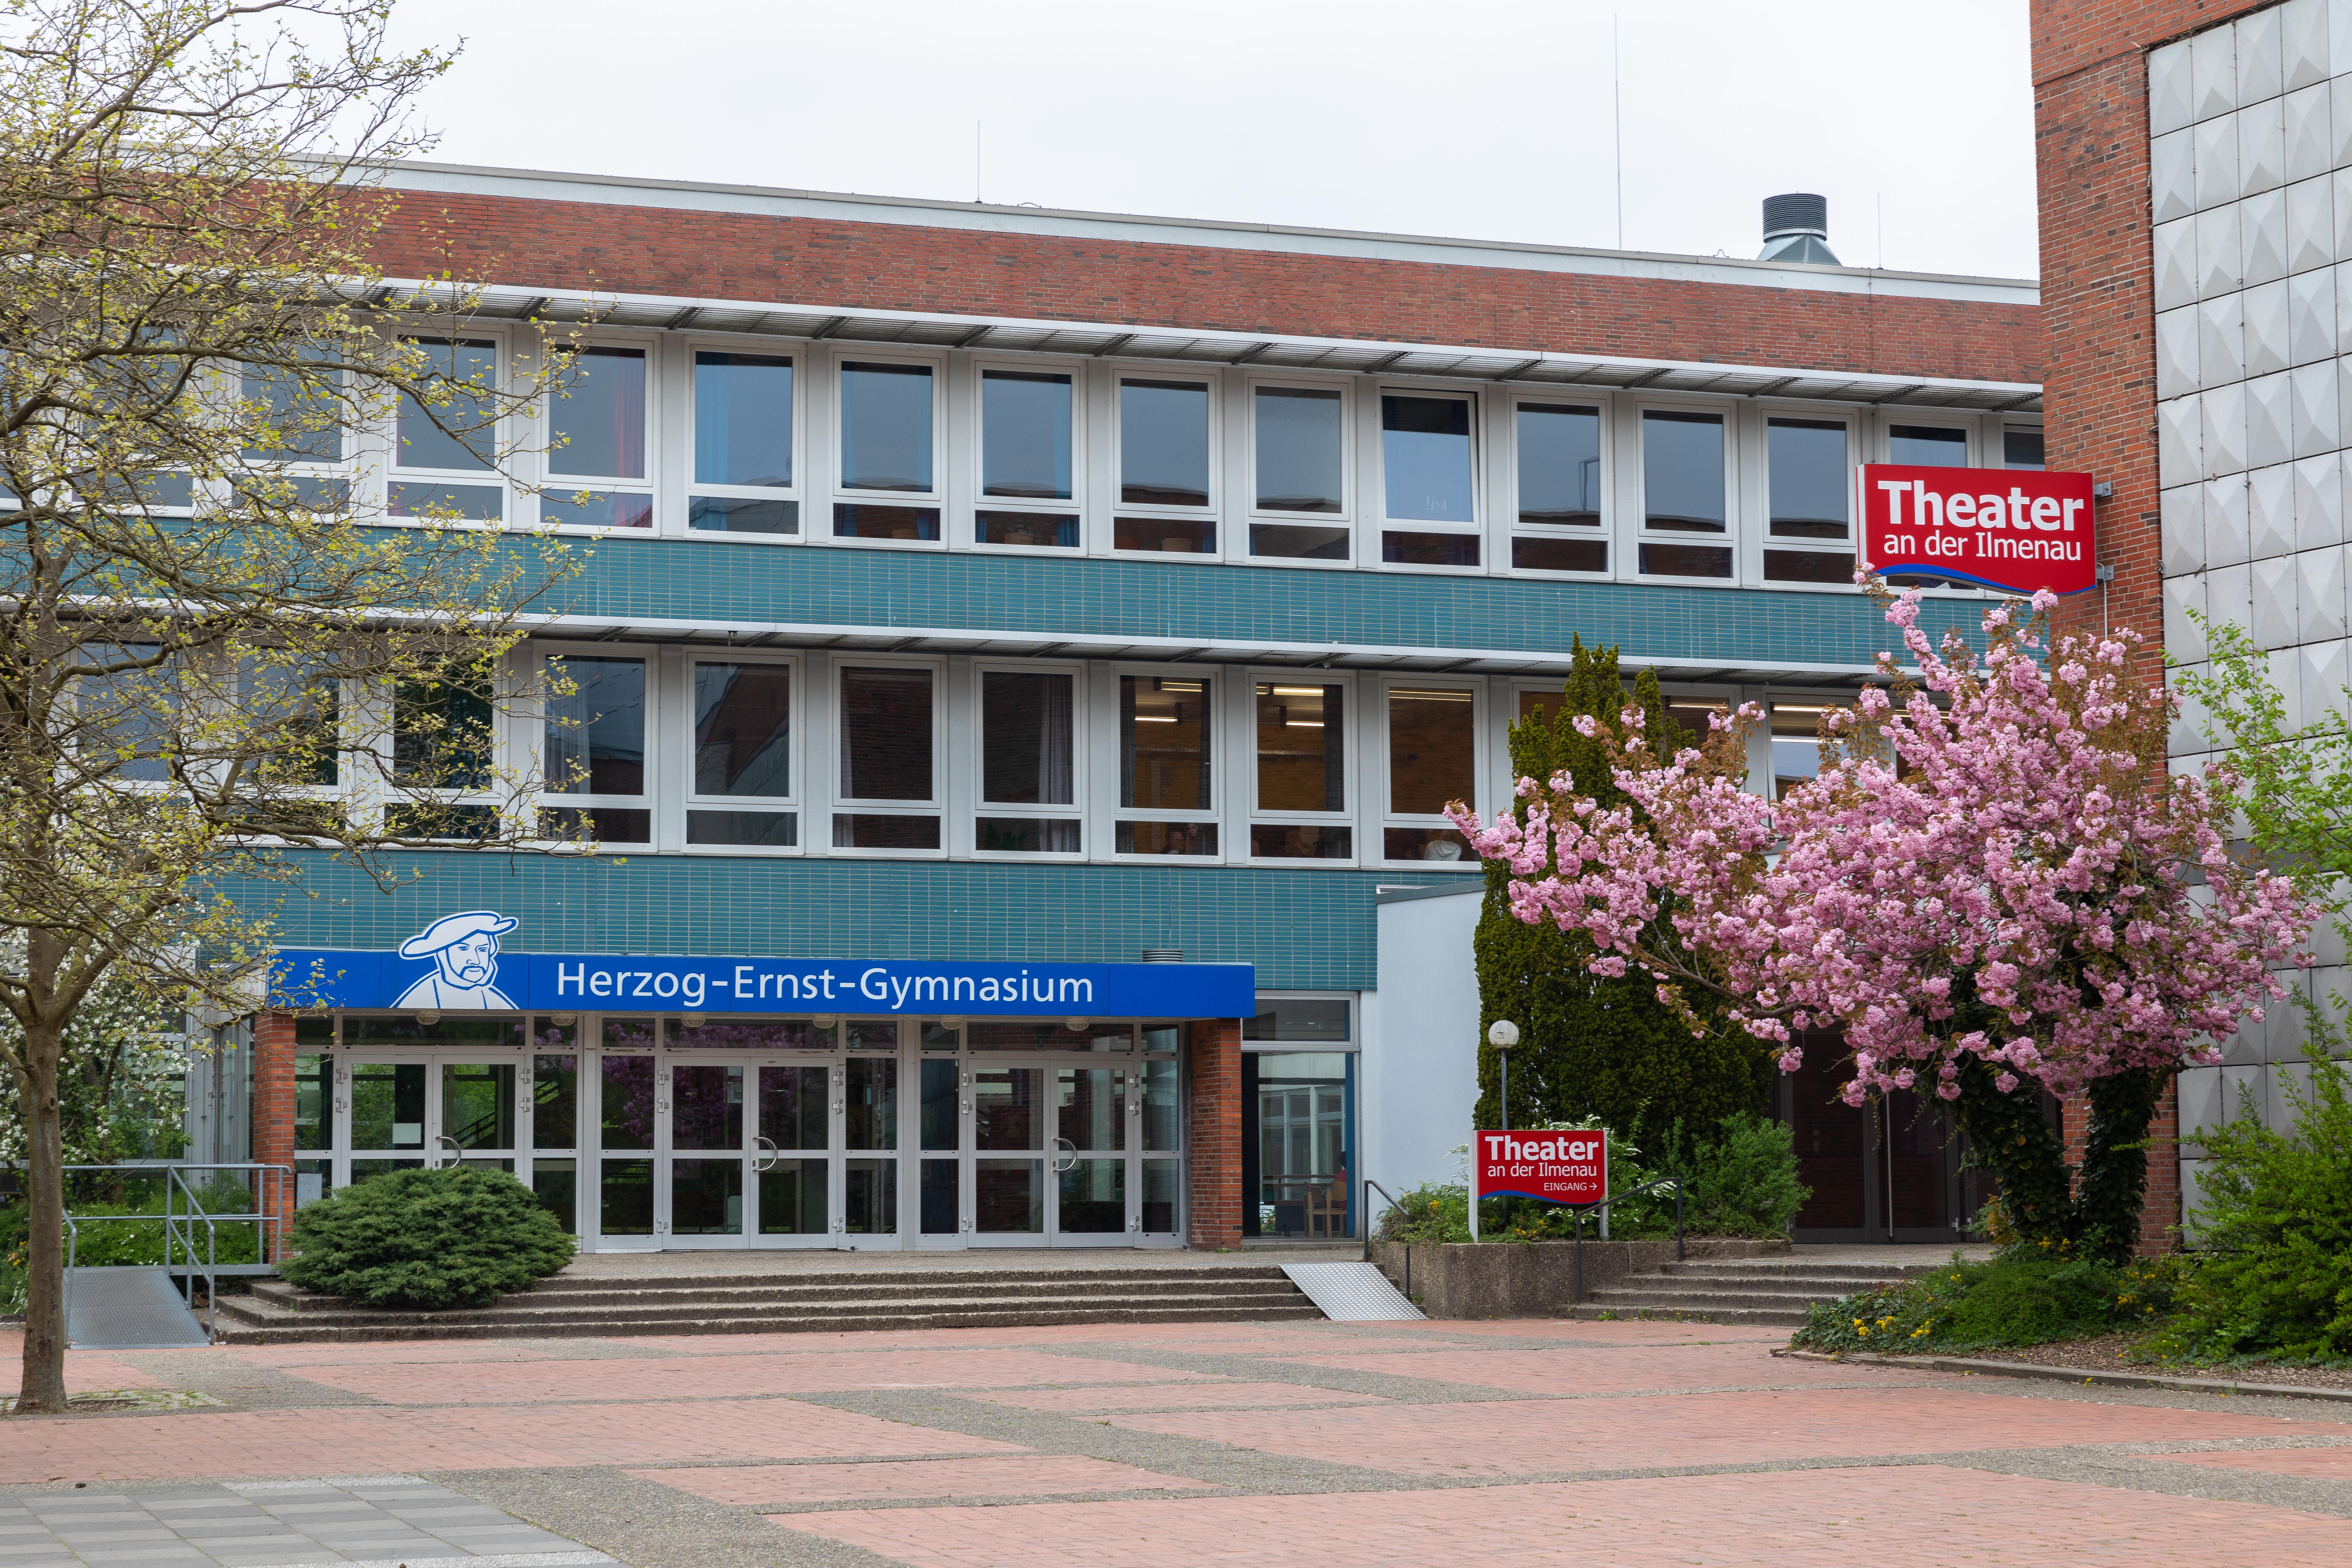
395,911,519,1010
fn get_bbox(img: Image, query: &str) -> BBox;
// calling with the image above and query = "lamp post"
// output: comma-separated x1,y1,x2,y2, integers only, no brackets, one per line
1488,1020,1519,1130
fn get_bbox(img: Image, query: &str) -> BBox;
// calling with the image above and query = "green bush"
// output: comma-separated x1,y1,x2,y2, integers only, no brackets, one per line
1791,1246,2187,1355
2149,1041,2352,1364
1657,1113,1810,1238
281,1166,573,1309
0,1174,265,1309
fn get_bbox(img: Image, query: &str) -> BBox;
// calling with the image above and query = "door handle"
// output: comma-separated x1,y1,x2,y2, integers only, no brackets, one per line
1050,1138,1077,1174
435,1134,460,1169
753,1136,779,1173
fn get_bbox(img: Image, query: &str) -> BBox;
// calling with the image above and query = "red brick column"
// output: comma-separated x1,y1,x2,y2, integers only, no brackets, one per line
1186,1018,1242,1249
2059,1079,2180,1257
250,1012,298,1260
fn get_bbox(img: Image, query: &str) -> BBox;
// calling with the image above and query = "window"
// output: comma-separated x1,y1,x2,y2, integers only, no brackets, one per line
690,350,797,536
1889,424,1969,466
978,366,1078,551
243,351,344,465
688,660,796,849
1512,401,1604,573
540,344,650,530
391,336,502,521
387,657,497,839
1762,416,1853,587
976,669,1079,854
835,664,939,849
1384,686,1474,862
1251,385,1347,560
1117,674,1215,856
836,360,938,540
1117,377,1214,553
1639,408,1730,579
542,654,650,845
1251,681,1349,860
2004,428,2046,470
1379,393,1478,567
1770,703,1826,798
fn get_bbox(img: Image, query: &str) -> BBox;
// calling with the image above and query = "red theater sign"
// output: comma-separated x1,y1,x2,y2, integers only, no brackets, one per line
1853,465,2097,597
1475,1129,1608,1206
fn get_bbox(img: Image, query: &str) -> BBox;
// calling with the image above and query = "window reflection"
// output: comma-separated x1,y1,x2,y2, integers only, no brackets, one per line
1380,395,1474,523
1121,379,1210,506
1254,387,1343,513
840,362,934,492
981,370,1072,499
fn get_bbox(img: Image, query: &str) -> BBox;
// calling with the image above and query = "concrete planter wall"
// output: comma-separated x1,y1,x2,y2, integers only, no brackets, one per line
1368,1237,1790,1319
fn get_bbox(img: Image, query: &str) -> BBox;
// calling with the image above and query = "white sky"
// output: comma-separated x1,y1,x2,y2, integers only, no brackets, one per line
384,0,2038,280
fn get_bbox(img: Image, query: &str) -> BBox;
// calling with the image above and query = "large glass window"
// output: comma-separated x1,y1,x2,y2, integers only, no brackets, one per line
981,370,1072,500
689,661,795,850
1120,378,1211,508
1380,395,1474,523
1516,403,1601,525
1252,681,1349,860
243,351,344,464
1384,686,1474,863
1253,385,1345,559
542,654,649,845
547,346,646,479
1767,419,1848,538
391,336,501,522
1771,703,1826,798
978,670,1078,855
690,350,797,536
836,665,937,849
839,361,934,493
1889,424,1969,466
1246,1050,1355,1239
1642,410,1726,532
1118,674,1214,856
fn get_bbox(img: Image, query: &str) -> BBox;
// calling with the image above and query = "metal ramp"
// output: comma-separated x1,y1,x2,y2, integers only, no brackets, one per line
1280,1261,1425,1321
66,1266,211,1349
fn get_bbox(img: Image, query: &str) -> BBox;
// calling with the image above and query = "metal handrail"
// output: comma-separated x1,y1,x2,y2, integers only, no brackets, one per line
57,1163,296,1342
1569,1176,1685,1305
1361,1178,1414,1303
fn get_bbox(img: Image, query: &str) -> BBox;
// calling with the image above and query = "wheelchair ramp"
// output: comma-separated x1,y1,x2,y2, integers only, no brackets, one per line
66,1266,210,1349
1280,1260,1425,1321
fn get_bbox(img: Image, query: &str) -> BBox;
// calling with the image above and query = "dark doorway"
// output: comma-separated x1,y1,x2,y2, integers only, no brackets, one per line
1780,1035,1992,1244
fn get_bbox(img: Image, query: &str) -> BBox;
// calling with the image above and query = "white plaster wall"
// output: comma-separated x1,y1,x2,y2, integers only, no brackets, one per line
1362,887,1481,1200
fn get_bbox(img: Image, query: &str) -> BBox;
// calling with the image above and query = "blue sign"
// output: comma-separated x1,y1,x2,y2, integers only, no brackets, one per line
272,909,1254,1018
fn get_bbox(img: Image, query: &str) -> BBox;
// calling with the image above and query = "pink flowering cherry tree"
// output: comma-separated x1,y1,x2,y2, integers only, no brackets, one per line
1448,585,2315,1262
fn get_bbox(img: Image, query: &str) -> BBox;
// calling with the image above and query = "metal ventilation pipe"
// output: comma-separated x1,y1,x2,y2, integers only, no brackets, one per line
1758,193,1840,265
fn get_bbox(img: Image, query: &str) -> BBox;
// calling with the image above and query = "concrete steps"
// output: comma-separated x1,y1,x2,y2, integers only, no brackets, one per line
1573,1255,1951,1328
213,1264,1322,1344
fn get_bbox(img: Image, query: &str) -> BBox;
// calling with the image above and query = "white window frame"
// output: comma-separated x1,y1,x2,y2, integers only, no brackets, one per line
226,347,358,525
534,641,658,847
1241,668,1358,867
829,348,946,551
682,335,804,546
1879,414,1976,468
969,657,1089,861
1756,404,1860,595
1109,368,1222,560
829,653,947,858
2000,420,2049,470
1372,676,1485,866
1372,383,1483,575
386,329,511,528
680,651,802,858
1244,374,1354,568
971,355,1086,555
1504,394,1611,578
358,649,525,844
1632,397,1740,585
1100,663,1223,863
534,332,659,535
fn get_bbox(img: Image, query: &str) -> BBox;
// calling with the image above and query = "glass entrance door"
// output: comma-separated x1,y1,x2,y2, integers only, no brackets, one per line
1054,1064,1130,1245
663,1061,748,1247
436,1060,522,1174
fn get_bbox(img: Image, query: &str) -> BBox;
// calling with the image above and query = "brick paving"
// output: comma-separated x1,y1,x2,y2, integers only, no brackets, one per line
6,1314,2351,1566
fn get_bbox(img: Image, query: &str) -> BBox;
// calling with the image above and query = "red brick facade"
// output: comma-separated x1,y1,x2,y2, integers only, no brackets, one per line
364,189,2041,384
2033,0,2270,1252
1185,1018,1243,1248
251,1012,298,1260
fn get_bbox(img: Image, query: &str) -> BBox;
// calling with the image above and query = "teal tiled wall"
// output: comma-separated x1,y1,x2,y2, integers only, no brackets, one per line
259,852,1485,993
551,539,1981,667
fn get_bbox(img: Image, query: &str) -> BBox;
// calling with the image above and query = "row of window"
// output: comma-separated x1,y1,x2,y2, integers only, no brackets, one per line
286,650,1843,866
240,334,2046,586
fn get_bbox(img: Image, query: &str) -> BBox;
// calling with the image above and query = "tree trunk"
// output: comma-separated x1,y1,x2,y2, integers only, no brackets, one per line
14,1021,69,1414
1946,1056,2172,1266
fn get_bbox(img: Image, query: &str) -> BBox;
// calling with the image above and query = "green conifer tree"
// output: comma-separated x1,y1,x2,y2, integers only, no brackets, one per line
1472,638,1773,1146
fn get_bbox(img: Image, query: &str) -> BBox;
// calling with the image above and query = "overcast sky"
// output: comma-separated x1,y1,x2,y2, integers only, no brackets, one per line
383,0,2038,280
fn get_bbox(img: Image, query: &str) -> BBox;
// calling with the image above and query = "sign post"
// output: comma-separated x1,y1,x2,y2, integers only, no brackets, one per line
1854,465,2097,597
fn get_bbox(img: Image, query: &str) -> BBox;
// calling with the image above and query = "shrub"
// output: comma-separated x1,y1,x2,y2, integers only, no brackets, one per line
2150,1040,2352,1364
281,1166,573,1309
1791,1245,2188,1355
1657,1113,1810,1238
